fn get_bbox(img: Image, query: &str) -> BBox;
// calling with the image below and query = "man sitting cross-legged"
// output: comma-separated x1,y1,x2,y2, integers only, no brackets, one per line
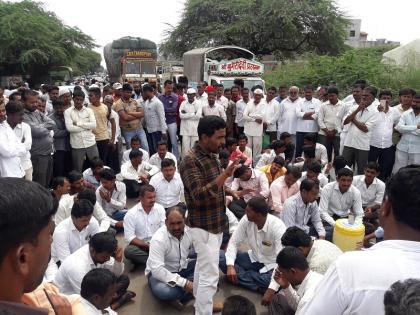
145,207,196,310
124,184,166,268
220,197,286,292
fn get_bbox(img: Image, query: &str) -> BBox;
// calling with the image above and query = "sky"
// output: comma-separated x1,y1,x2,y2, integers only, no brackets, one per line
17,0,420,64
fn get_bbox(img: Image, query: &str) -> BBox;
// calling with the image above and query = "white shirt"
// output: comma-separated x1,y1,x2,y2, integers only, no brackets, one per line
0,121,26,177
299,240,420,315
201,103,226,120
64,106,97,149
119,160,159,182
12,122,32,170
231,169,270,202
319,182,364,227
148,152,178,170
337,100,358,134
216,95,229,110
79,298,117,315
226,208,239,234
243,99,267,136
54,244,124,295
108,109,120,144
149,172,183,208
300,171,328,188
255,150,285,169
395,110,420,154
370,107,400,148
95,181,127,216
284,270,323,314
264,98,280,132
281,193,325,237
226,214,286,273
145,226,194,287
344,103,379,151
51,216,99,263
301,143,328,166
352,175,385,207
179,99,202,136
317,100,343,135
235,99,247,127
123,202,166,243
55,194,113,230
122,148,149,164
278,97,302,134
295,98,321,132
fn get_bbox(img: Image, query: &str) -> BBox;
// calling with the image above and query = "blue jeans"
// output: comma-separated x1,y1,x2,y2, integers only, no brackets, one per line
147,131,162,155
219,251,272,291
111,210,127,221
167,122,179,160
123,128,149,153
148,260,196,303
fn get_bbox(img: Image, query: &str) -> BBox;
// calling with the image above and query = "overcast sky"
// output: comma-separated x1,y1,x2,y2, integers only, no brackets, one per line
20,0,420,63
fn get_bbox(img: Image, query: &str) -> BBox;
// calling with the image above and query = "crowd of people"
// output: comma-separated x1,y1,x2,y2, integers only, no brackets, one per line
0,78,420,315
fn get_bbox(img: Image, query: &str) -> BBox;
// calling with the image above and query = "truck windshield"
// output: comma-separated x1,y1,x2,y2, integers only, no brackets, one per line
125,62,140,74
141,61,156,75
221,79,264,91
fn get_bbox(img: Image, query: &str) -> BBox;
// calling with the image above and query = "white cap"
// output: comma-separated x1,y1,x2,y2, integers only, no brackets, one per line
254,88,263,95
112,82,122,90
187,88,196,94
89,84,100,89
58,87,71,97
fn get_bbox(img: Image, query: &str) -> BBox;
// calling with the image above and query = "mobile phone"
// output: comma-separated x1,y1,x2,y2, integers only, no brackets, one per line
379,100,386,110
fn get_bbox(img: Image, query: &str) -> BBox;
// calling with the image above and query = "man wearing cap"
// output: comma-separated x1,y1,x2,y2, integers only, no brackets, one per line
179,88,202,156
143,84,167,155
243,88,266,163
195,82,208,108
201,87,226,120
277,86,302,146
113,83,149,153
112,83,122,102
58,88,73,108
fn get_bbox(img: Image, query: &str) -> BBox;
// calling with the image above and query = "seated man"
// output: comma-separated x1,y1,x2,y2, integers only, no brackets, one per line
300,160,329,189
270,166,302,216
149,140,178,170
255,140,287,169
55,187,114,232
219,149,234,189
80,268,118,315
237,133,253,161
96,168,126,225
281,179,326,239
146,207,195,309
54,232,133,309
220,197,286,292
222,295,257,315
352,161,385,229
124,184,166,267
82,158,108,189
51,176,71,202
119,149,159,198
319,168,364,240
225,137,252,166
149,158,184,211
121,135,149,164
68,170,96,195
262,226,342,306
266,247,323,315
259,155,287,186
229,165,270,219
295,133,328,166
52,199,99,264
280,132,295,163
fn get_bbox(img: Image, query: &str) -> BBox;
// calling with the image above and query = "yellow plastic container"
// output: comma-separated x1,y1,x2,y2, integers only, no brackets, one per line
333,219,365,252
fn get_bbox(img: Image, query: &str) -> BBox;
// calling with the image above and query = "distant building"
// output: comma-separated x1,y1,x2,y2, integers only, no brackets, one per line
345,19,400,48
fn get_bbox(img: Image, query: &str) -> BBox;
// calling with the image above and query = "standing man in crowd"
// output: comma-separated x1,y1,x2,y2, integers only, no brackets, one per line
143,84,167,155
277,86,300,145
64,89,99,172
179,88,202,157
180,116,238,314
342,86,379,174
235,87,248,136
264,87,280,143
159,80,180,160
201,87,226,120
317,87,343,162
22,89,55,187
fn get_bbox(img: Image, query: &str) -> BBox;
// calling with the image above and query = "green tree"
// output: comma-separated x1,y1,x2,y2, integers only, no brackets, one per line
160,0,348,59
70,48,102,76
0,0,98,83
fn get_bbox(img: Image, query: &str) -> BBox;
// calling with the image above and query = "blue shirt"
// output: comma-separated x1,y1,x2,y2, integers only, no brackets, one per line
158,93,178,124
396,110,420,153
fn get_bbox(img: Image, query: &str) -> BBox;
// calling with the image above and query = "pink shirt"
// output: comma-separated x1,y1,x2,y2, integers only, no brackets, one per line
270,176,300,214
229,149,252,166
231,169,270,202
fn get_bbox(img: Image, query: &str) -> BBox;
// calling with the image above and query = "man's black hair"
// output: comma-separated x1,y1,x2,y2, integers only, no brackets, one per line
303,133,317,144
99,168,116,181
364,86,378,98
337,167,353,178
365,161,380,173
90,158,104,170
5,100,23,114
222,295,256,315
276,246,309,270
0,179,57,263
233,79,244,88
219,149,230,160
129,149,143,160
271,140,286,150
78,189,97,205
73,89,85,99
247,197,269,216
273,155,285,167
139,184,155,197
71,199,94,218
379,89,392,99
52,99,65,108
306,160,321,174
51,177,67,190
197,116,226,140
286,165,302,179
233,165,249,178
161,158,175,169
81,268,117,300
130,136,140,144
300,178,319,192
226,137,238,147
88,87,101,98
89,231,118,253
398,88,416,97
327,87,339,95
281,226,312,247
68,170,83,183
122,83,133,92
384,279,420,315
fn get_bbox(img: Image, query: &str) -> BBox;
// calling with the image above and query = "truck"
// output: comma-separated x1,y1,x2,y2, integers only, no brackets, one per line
183,46,265,90
104,36,158,83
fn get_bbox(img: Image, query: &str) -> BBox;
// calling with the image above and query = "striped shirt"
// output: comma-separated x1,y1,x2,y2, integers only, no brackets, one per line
179,143,227,234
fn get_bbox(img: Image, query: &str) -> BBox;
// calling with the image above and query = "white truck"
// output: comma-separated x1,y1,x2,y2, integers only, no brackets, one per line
183,45,265,90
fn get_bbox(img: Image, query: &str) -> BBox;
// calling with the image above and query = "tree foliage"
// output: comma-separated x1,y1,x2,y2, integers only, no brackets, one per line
160,0,348,59
0,0,99,81
263,45,420,99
